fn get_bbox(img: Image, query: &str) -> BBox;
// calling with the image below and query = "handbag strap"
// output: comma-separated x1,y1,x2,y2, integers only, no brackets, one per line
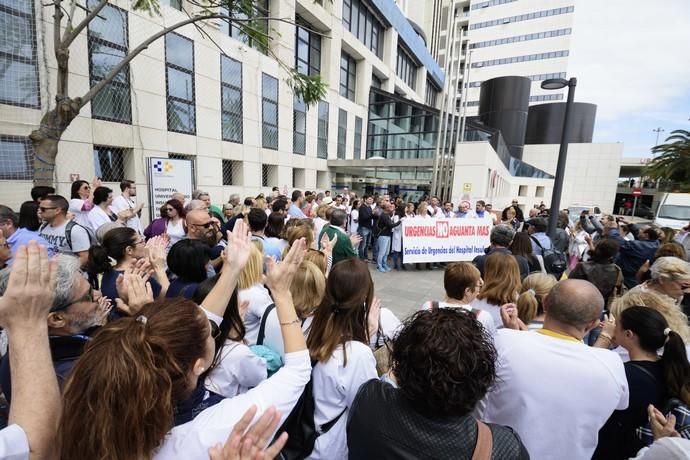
471,421,493,460
256,303,276,346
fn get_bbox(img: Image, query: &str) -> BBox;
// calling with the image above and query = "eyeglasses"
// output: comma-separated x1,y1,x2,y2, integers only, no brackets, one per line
52,287,94,312
209,320,221,339
39,206,57,212
131,240,145,247
193,222,216,229
164,207,175,212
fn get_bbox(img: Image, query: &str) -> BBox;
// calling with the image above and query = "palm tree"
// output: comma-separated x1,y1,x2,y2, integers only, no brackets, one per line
645,129,690,192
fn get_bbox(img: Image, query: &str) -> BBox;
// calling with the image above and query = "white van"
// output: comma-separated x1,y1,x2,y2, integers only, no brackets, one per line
654,193,690,229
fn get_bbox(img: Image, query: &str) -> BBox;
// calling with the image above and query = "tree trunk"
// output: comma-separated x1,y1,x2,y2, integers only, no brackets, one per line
29,97,82,186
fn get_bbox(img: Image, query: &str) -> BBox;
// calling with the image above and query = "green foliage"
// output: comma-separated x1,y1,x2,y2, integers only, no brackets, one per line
287,72,327,108
645,129,690,191
131,0,161,16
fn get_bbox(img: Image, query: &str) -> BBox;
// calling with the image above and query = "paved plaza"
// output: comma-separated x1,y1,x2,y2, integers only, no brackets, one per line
367,264,446,320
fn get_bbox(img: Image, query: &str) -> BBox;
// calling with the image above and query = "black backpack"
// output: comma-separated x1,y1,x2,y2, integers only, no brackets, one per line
275,362,346,460
40,220,98,251
530,235,567,278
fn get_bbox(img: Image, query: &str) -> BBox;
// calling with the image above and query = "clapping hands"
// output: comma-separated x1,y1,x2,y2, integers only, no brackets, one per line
223,220,252,274
265,238,307,295
208,405,287,460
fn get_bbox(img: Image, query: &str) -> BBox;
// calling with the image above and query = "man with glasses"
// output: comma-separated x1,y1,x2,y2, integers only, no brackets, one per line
0,254,111,400
37,195,92,267
111,180,144,234
186,209,224,273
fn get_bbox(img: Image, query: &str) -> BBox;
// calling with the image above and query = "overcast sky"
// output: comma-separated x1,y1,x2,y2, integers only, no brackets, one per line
568,0,690,157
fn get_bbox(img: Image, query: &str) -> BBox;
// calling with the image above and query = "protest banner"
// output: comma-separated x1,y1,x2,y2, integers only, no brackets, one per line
402,218,491,263
147,157,195,222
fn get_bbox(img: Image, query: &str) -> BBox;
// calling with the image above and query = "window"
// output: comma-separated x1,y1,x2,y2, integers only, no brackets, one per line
160,0,181,10
342,0,384,58
470,28,573,49
371,74,382,89
470,72,567,88
262,164,277,187
316,170,329,189
535,186,545,197
0,135,33,179
353,116,363,159
87,1,131,123
293,168,305,188
472,0,517,9
220,55,243,143
0,0,40,108
293,96,306,155
518,185,528,196
317,101,329,159
222,159,242,186
396,46,418,89
530,94,564,102
219,1,269,52
425,80,439,107
337,109,347,159
340,52,357,101
165,33,195,134
261,73,279,150
295,18,321,76
93,146,128,182
472,50,569,68
470,6,575,30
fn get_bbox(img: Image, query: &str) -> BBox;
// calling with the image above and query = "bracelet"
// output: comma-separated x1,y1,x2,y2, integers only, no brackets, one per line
280,318,301,326
598,332,613,342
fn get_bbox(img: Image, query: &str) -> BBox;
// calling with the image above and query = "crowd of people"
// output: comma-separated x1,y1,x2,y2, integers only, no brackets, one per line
0,180,689,459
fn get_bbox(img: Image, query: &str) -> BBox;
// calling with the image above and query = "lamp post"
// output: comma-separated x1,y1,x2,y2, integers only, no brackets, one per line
541,77,576,240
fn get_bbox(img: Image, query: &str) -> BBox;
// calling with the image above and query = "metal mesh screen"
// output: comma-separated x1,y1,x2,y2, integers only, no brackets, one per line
261,73,279,150
292,168,305,188
93,145,132,183
0,135,34,180
222,159,242,186
262,163,277,187
293,96,306,155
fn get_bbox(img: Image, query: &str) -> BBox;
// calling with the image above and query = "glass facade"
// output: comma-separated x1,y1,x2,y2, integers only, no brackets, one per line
470,28,572,50
425,80,439,107
219,1,269,52
366,89,439,160
317,101,329,159
0,0,40,108
353,116,363,159
295,18,321,76
293,96,306,154
396,46,418,89
340,52,357,101
220,55,243,143
0,135,33,180
165,33,195,134
261,73,279,150
470,6,575,30
337,109,347,159
473,50,569,68
469,72,566,88
342,0,384,58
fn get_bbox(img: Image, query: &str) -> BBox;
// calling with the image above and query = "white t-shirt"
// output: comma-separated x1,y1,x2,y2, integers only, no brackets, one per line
310,341,378,459
154,350,311,460
421,300,497,336
205,340,267,398
87,206,115,232
166,219,186,245
349,209,359,235
111,195,143,233
0,424,29,460
68,198,93,229
477,329,629,460
38,221,91,255
470,297,503,330
240,284,275,346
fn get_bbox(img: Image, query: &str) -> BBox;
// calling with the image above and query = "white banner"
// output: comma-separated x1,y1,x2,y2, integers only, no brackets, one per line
147,157,194,221
402,218,492,263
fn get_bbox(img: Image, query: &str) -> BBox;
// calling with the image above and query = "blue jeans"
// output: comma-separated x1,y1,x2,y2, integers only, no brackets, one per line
376,235,391,270
358,227,371,260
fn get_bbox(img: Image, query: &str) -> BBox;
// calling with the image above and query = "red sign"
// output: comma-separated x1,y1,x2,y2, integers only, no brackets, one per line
632,188,642,196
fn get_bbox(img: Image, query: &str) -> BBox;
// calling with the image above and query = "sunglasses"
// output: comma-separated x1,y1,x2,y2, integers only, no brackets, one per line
52,287,94,312
164,208,175,212
39,206,58,212
193,222,216,229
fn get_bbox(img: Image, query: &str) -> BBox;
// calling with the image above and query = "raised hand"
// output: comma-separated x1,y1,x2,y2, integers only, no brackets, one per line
367,297,382,339
265,238,307,295
116,209,134,222
500,303,527,331
146,235,169,271
320,232,337,255
0,241,57,329
223,220,252,274
115,274,154,316
208,405,287,460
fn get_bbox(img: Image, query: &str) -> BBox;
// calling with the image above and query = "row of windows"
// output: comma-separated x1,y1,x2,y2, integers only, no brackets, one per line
219,1,269,53
469,28,572,49
471,0,518,10
472,50,570,68
425,80,439,107
295,19,321,77
340,52,357,101
470,6,575,30
396,46,418,89
0,0,41,108
468,72,567,88
530,93,564,102
342,0,384,58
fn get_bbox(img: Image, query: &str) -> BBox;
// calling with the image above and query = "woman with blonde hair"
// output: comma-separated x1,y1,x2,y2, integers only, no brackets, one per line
238,244,274,345
314,203,331,238
609,288,690,343
630,256,690,305
516,273,558,330
262,261,327,358
471,252,521,327
285,219,315,249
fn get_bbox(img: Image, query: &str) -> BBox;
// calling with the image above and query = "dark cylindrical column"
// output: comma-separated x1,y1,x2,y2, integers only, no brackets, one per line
526,102,597,145
478,76,531,159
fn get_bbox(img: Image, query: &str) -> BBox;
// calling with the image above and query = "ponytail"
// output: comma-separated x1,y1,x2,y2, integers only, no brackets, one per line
517,290,538,324
86,244,112,277
662,330,690,406
86,227,138,276
60,299,208,460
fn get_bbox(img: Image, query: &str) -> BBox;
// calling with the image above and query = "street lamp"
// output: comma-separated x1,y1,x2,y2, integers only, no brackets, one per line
540,77,577,241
